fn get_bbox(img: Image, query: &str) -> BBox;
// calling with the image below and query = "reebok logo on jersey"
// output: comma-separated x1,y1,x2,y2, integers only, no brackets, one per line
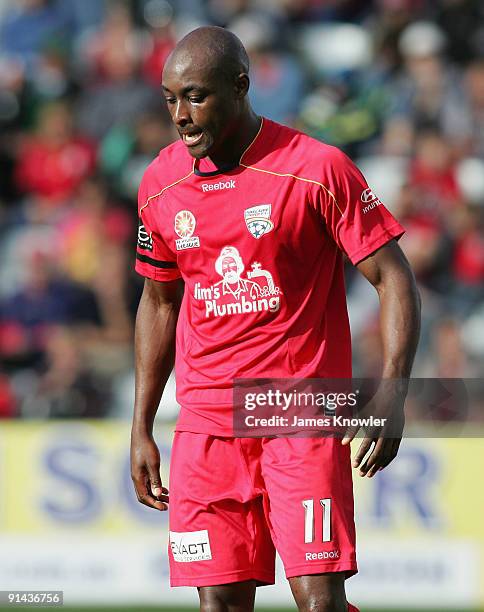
201,179,236,192
170,530,212,562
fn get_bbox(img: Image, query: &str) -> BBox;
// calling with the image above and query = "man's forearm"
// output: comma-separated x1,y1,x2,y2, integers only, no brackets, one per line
357,241,421,384
377,259,421,382
133,281,180,435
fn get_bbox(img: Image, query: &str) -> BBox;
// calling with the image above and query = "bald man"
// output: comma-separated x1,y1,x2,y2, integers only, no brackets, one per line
131,26,420,612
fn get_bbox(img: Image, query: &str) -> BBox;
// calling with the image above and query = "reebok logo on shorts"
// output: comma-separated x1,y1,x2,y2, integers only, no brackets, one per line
170,530,212,562
305,549,341,561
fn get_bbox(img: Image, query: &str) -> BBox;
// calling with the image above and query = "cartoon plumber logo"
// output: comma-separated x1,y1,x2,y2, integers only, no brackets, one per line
193,246,282,318
215,246,260,300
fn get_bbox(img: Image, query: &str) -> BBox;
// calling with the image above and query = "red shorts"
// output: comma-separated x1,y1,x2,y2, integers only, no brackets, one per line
168,433,357,587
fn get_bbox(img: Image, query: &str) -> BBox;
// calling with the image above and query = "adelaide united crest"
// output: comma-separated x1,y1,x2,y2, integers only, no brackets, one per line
244,204,274,239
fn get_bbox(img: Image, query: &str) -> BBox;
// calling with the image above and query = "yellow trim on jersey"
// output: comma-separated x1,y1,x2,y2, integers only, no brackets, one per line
239,117,264,164
140,123,344,218
140,168,195,214
239,163,345,217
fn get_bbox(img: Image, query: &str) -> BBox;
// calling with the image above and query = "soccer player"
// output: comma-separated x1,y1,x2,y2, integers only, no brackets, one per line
131,26,420,612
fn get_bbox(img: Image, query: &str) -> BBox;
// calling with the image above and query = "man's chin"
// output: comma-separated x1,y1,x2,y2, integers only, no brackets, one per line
183,137,212,160
183,136,216,160
187,147,208,159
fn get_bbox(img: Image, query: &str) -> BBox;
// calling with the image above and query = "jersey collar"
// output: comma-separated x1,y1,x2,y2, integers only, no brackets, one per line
192,117,265,178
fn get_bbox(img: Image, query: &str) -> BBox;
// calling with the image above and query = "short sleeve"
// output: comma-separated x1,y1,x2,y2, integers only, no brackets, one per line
135,170,181,282
318,149,405,265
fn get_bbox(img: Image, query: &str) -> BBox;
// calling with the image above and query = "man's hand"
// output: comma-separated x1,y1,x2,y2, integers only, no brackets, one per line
130,432,169,511
342,380,406,478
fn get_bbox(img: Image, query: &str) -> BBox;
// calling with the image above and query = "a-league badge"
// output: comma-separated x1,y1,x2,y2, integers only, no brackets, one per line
174,209,200,251
244,204,274,239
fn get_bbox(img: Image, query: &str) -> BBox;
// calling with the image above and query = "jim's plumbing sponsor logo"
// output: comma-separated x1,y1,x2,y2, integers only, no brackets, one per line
361,187,382,214
193,245,282,318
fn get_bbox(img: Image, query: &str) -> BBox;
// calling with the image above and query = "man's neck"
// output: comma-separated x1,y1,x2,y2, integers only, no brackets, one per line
206,111,262,169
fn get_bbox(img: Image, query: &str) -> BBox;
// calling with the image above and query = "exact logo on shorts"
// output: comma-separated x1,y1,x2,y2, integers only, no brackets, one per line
170,530,212,562
305,549,341,561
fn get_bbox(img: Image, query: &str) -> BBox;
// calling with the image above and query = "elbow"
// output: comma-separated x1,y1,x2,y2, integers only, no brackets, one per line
377,259,421,316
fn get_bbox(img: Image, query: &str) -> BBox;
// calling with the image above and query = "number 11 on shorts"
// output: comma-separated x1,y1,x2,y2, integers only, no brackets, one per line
302,498,332,543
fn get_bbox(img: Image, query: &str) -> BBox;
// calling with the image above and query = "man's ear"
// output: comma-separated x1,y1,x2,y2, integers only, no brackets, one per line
234,73,249,98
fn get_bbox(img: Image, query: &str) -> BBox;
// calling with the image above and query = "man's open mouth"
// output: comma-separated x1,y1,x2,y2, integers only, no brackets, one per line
182,132,203,146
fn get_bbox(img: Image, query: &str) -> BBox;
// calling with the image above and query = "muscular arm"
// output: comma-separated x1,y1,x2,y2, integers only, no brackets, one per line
133,277,183,434
343,239,421,476
356,239,421,380
131,277,184,510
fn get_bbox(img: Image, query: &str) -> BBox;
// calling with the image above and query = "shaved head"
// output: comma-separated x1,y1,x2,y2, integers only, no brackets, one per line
168,26,249,84
161,26,259,163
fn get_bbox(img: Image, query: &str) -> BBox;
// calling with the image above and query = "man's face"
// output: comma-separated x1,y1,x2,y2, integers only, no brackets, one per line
162,52,242,159
222,257,239,283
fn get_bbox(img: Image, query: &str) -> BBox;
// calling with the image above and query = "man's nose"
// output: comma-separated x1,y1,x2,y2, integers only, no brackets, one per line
174,100,190,127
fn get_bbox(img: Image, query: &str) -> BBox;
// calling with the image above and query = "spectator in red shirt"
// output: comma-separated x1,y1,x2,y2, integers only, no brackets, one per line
452,203,484,310
0,373,16,418
15,101,96,207
409,130,461,216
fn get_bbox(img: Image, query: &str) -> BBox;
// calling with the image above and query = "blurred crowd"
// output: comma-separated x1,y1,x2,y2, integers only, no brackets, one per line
0,0,483,420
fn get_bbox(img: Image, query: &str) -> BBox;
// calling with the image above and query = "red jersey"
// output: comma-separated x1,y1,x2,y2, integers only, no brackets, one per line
135,118,404,435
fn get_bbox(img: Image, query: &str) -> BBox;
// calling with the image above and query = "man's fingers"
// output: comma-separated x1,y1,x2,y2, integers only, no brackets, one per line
360,438,402,477
392,437,402,457
146,463,166,498
366,464,380,478
151,482,164,498
139,491,169,505
359,438,385,475
133,477,169,511
138,493,169,511
378,438,402,472
131,467,169,511
352,437,373,467
341,424,360,446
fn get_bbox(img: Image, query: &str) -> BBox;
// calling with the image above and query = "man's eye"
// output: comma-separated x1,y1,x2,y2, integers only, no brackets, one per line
165,98,176,104
189,97,204,104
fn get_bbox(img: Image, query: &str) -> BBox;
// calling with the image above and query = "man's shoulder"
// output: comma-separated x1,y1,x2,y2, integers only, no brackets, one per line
139,140,193,199
260,119,350,181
